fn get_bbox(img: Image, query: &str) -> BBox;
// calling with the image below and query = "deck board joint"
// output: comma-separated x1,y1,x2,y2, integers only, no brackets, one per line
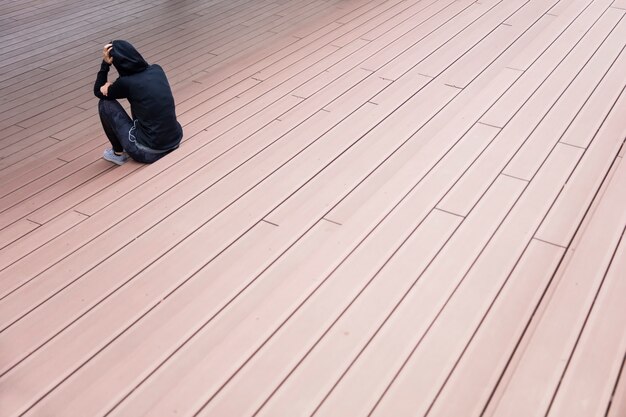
73,208,89,217
444,83,464,90
477,121,503,129
261,219,279,227
434,207,466,219
501,172,530,182
322,217,342,226
533,237,568,249
558,140,587,150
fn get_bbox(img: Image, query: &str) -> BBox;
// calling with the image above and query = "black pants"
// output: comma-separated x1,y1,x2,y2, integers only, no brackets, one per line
98,99,167,164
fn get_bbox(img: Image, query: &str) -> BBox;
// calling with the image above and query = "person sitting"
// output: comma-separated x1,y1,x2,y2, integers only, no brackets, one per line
94,40,183,165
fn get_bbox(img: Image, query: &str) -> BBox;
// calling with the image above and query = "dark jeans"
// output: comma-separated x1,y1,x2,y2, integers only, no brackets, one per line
98,99,168,164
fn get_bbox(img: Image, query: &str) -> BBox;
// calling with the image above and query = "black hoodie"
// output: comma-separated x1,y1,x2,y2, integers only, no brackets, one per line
94,40,183,152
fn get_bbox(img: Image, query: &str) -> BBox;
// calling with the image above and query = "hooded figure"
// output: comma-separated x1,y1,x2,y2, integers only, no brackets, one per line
94,40,183,165
110,40,149,76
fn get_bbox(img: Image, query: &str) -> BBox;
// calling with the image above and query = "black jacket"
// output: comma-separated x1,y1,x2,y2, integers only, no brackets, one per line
94,40,183,152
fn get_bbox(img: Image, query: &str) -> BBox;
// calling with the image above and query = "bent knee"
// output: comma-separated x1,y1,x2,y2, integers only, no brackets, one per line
98,98,108,113
98,98,119,113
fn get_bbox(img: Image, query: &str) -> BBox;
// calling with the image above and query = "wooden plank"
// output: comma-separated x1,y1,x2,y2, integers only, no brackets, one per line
507,0,611,70
0,92,390,416
265,82,459,223
330,0,429,47
607,364,626,417
0,211,88,272
0,150,105,221
1,10,195,104
560,53,626,149
0,0,294,169
356,0,443,43
482,1,617,127
173,0,446,130
201,211,462,417
0,2,102,38
0,4,104,47
2,13,110,62
29,51,370,226
0,67,47,102
173,0,402,121
486,139,626,417
265,1,340,36
1,0,390,214
372,143,582,416
0,159,66,195
427,239,564,417
3,75,383,358
536,87,626,246
0,159,110,235
1,2,109,46
0,0,266,109
220,127,510,417
441,0,598,88
313,174,527,416
613,0,626,9
412,0,533,78
167,25,351,129
0,1,179,69
280,39,371,101
56,221,338,417
503,19,626,180
548,0,582,16
438,8,623,217
547,232,626,417
0,124,26,149
438,15,554,88
0,133,99,188
0,138,60,173
328,70,519,224
366,0,479,77
0,94,303,313
2,2,624,416
0,219,39,251
0,107,86,164
26,164,145,226
171,13,339,81
76,43,390,218
0,84,93,131
97,123,501,417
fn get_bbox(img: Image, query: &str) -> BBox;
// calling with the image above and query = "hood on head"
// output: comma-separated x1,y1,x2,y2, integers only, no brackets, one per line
110,40,149,76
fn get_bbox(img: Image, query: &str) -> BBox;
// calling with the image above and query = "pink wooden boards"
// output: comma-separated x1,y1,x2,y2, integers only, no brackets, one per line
1,0,625,415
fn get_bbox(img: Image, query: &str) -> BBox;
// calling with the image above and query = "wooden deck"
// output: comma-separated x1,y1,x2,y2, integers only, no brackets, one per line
1,0,625,415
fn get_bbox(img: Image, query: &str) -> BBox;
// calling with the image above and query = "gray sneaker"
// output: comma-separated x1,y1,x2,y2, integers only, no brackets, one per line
103,149,129,165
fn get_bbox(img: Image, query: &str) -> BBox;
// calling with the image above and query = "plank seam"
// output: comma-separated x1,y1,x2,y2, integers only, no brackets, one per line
501,172,530,182
433,207,465,219
322,217,343,226
532,236,567,249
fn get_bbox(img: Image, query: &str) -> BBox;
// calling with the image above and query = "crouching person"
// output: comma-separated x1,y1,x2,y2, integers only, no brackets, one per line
94,40,183,165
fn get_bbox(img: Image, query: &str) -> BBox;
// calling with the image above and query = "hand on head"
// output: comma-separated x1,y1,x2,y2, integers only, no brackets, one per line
103,43,113,64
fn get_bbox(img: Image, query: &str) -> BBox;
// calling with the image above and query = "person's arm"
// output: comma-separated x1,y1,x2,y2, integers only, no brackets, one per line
94,44,114,99
94,43,128,100
93,60,111,99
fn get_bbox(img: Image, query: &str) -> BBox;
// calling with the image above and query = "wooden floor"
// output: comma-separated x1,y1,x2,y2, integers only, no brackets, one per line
1,0,625,415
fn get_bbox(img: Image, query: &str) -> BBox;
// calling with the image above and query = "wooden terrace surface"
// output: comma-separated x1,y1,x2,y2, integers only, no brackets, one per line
1,0,626,415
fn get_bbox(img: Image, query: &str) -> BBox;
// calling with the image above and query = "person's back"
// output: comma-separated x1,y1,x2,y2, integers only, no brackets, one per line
94,40,183,165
